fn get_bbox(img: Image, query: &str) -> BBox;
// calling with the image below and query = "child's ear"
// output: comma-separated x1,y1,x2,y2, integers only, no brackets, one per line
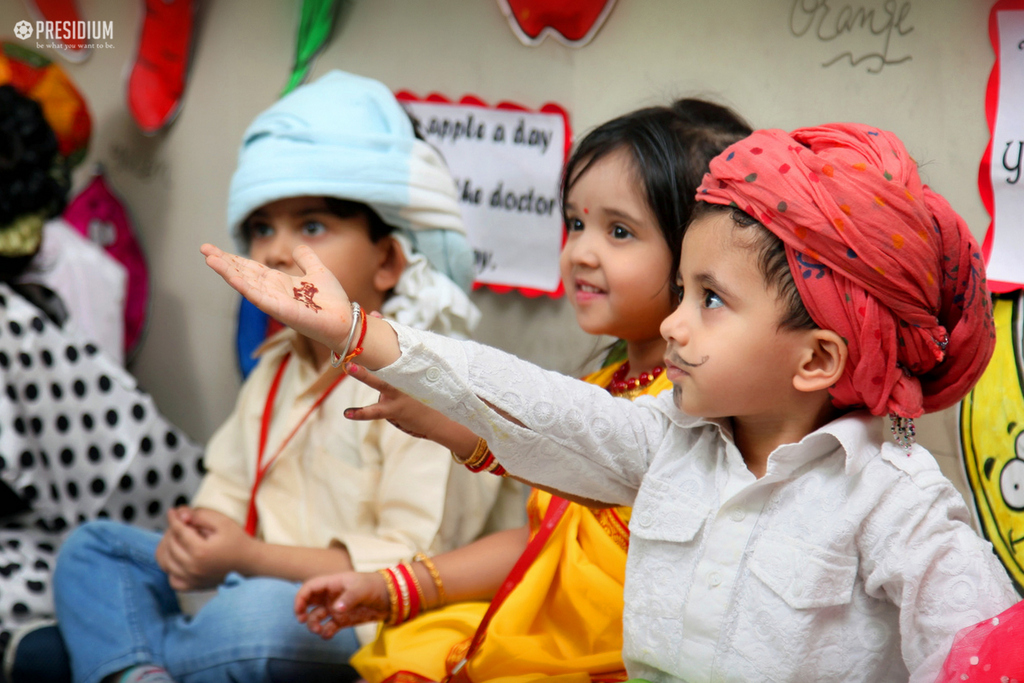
792,329,847,393
372,236,407,293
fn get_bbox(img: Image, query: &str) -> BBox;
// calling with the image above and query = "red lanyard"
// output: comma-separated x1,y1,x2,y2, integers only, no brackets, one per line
445,495,571,681
244,353,346,536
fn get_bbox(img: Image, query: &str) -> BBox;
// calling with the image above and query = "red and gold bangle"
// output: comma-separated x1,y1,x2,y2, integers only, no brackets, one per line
390,565,411,623
376,567,400,625
452,436,489,467
482,453,507,477
452,437,507,477
396,562,424,621
465,450,507,477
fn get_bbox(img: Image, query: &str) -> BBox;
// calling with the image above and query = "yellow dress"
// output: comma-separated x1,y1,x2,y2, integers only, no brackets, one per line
352,361,671,683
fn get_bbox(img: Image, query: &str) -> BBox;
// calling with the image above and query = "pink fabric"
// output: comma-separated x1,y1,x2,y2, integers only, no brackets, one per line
62,172,150,360
697,124,995,418
934,600,1024,683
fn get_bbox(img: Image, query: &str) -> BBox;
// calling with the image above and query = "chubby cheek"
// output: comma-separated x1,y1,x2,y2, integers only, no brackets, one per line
558,250,574,294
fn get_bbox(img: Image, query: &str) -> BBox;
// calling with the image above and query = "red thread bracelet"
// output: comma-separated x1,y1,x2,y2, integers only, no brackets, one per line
343,308,368,364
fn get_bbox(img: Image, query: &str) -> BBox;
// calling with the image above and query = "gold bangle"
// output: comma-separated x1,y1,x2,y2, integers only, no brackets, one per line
377,568,399,625
452,436,489,467
414,552,446,607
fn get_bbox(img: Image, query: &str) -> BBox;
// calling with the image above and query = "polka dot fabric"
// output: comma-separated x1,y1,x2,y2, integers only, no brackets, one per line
697,124,994,419
936,600,1024,682
0,283,203,651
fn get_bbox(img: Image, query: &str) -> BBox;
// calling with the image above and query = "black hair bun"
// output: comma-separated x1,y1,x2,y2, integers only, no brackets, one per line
0,84,69,227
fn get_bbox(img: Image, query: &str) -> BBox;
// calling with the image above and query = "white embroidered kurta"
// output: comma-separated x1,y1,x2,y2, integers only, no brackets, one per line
373,323,1019,683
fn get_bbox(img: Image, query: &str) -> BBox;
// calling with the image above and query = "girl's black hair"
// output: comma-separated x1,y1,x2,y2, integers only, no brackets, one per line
560,98,753,276
0,84,69,282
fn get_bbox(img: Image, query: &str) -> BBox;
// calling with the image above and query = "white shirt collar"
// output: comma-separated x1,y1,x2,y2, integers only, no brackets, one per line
661,400,884,480
763,410,882,478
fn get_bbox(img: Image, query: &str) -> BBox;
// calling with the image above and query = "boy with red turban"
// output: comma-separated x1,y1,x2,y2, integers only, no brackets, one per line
202,123,1016,682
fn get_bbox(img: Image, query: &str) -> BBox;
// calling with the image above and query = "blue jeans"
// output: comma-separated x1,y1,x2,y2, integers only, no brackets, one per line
52,521,360,683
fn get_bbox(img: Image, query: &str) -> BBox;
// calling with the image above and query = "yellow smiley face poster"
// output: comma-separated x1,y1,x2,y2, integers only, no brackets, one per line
961,292,1024,593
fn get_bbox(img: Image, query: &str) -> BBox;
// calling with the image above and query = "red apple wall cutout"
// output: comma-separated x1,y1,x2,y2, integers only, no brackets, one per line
498,0,618,47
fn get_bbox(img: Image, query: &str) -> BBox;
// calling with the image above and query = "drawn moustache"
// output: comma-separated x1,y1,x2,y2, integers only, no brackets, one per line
669,353,709,368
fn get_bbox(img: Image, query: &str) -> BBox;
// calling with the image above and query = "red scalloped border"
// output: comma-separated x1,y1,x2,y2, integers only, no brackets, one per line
981,0,1024,292
395,90,571,298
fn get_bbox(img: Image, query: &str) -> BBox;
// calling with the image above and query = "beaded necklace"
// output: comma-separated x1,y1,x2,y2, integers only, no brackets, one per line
608,361,664,399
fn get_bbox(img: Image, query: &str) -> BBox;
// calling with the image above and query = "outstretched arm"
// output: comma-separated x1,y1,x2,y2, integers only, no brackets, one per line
204,244,660,505
343,363,616,508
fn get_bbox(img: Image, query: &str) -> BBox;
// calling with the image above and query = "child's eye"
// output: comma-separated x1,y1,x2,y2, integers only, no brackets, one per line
301,220,327,237
703,290,724,309
670,281,684,304
247,222,274,240
566,217,584,232
611,225,632,240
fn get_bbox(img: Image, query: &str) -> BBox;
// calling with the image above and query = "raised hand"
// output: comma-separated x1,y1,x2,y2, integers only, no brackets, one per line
201,243,353,351
295,571,391,639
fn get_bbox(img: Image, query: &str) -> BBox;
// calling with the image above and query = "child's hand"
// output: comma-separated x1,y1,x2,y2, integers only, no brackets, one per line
155,507,255,590
343,363,482,456
201,243,353,352
343,364,431,438
295,571,390,639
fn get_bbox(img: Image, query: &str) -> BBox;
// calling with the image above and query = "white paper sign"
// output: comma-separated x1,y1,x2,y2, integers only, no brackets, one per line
401,98,569,294
989,10,1024,287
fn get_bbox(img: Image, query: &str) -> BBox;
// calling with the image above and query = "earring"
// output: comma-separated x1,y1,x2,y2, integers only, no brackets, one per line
889,413,916,454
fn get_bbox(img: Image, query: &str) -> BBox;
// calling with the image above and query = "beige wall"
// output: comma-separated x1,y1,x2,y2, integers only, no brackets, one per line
1,0,996,497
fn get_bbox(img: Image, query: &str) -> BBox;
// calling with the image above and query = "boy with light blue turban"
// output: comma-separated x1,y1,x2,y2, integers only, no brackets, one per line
51,70,518,683
229,69,479,337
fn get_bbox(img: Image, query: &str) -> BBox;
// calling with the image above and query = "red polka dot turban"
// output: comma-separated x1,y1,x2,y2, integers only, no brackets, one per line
696,124,994,419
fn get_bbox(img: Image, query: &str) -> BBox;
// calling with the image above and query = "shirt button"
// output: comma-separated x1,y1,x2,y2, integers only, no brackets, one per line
707,570,722,587
425,367,441,382
729,507,745,522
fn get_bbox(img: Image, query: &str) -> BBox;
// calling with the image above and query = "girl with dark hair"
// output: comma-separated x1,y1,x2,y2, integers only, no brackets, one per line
561,98,753,279
286,98,752,683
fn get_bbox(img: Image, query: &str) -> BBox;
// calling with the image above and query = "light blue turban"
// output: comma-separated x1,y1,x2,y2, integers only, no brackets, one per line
227,70,478,336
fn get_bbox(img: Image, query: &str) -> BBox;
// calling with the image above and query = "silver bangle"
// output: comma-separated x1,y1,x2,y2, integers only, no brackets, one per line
331,302,362,368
